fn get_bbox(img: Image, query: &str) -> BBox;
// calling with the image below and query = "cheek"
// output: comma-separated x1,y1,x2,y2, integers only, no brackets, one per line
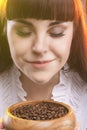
50,37,72,59
8,34,31,57
7,26,31,55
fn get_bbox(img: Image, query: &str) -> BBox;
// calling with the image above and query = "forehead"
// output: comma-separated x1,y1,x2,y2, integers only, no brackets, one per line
6,0,74,21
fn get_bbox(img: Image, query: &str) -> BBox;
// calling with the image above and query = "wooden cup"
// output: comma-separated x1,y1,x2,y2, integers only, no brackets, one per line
3,100,76,130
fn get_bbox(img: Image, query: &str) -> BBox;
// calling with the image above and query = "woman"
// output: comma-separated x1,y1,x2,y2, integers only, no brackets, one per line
0,0,87,129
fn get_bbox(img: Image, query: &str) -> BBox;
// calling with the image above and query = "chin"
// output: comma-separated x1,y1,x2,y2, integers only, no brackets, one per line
32,77,51,85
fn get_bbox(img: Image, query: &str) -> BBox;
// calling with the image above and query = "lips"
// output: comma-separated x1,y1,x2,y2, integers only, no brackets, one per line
25,58,56,68
26,59,56,64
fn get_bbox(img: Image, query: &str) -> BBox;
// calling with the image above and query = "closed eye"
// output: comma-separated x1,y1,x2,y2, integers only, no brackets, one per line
16,30,32,37
49,32,65,38
48,26,65,38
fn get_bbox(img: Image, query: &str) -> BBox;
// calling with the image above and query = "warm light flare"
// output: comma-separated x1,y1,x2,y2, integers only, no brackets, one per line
0,0,7,17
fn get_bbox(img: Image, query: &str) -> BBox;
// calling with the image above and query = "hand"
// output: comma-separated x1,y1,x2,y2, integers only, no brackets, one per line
74,123,81,130
0,118,4,129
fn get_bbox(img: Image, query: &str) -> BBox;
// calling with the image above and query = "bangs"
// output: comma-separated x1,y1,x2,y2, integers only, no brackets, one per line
6,0,75,21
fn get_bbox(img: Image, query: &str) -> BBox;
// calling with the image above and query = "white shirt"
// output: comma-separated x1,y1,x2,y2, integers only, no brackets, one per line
0,65,87,130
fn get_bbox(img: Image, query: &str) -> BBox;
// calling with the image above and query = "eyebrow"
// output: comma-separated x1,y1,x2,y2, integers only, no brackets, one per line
49,21,63,26
15,19,63,27
15,19,33,27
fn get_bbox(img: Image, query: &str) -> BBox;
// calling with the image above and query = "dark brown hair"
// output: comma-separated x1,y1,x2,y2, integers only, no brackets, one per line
0,0,87,82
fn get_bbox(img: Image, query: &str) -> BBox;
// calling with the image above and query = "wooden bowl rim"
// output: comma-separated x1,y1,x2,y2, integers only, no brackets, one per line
6,100,74,122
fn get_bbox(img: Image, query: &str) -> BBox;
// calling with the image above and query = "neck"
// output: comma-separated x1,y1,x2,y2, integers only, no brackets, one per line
20,73,59,100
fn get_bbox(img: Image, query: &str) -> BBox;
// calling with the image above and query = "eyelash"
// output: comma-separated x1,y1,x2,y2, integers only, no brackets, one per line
49,32,65,38
16,31,32,37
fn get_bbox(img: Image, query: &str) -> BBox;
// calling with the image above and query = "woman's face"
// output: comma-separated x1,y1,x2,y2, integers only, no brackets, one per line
7,19,73,84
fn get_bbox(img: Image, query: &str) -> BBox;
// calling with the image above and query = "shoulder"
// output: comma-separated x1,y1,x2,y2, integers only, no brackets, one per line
0,64,26,101
61,68,87,120
0,65,21,117
0,65,17,83
0,65,20,91
61,67,87,108
0,67,12,86
61,66,87,89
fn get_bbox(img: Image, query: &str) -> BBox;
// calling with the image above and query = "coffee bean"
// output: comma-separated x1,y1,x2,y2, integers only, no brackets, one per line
11,102,68,120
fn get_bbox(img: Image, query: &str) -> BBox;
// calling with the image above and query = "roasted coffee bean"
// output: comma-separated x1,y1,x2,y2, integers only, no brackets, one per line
11,102,68,120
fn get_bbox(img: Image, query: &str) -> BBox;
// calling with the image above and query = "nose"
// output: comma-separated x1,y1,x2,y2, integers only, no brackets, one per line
32,35,49,54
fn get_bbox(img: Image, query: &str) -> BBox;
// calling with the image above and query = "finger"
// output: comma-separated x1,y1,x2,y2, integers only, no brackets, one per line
0,118,4,129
